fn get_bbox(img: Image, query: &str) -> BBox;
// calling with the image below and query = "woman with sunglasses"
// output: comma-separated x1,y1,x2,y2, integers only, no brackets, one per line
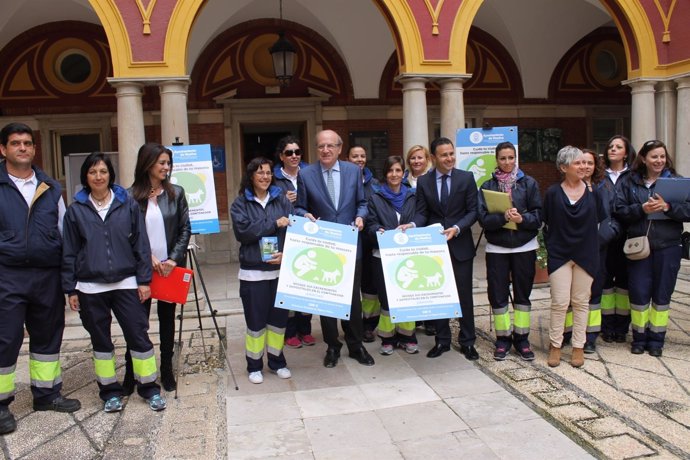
273,136,315,349
614,140,690,356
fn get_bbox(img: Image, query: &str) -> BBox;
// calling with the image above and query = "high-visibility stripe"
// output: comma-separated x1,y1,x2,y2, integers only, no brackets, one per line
93,351,117,385
587,303,602,332
377,310,395,337
493,306,511,337
630,303,649,333
563,307,573,333
649,303,669,331
396,321,416,336
29,353,62,389
601,291,615,314
0,365,16,400
513,304,531,334
615,291,630,315
246,328,266,359
361,295,380,318
131,349,158,384
266,325,285,357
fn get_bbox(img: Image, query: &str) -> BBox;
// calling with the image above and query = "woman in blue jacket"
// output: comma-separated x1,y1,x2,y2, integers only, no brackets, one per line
600,135,636,344
347,145,380,343
62,152,166,413
230,157,293,384
614,140,690,356
365,155,418,354
478,141,542,361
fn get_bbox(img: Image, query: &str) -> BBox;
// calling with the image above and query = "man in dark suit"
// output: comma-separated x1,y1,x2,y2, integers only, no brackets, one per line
295,129,375,368
410,137,479,360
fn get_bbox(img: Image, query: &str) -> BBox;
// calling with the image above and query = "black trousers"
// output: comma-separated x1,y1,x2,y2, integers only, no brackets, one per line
124,298,176,382
0,266,65,406
434,256,475,347
320,259,363,351
78,289,160,400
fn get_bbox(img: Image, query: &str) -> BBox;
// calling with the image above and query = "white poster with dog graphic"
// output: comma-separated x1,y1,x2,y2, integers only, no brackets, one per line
377,226,460,323
275,215,358,320
168,144,220,234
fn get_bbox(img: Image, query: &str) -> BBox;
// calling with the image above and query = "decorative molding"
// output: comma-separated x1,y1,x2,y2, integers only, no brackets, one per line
135,0,158,35
422,0,445,36
653,0,676,43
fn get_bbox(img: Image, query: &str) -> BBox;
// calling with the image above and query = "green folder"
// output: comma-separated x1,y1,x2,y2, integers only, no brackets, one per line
482,189,517,230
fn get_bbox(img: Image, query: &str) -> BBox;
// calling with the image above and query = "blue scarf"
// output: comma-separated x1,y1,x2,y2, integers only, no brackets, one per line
380,184,409,213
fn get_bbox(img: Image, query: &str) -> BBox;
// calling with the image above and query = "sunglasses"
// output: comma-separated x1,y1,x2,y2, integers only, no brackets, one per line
283,149,302,157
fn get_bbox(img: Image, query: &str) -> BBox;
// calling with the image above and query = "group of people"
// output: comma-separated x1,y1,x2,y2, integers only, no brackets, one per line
233,129,689,383
0,122,191,434
2,119,684,429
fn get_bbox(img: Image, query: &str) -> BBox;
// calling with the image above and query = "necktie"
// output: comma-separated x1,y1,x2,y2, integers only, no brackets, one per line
440,174,449,209
327,169,336,207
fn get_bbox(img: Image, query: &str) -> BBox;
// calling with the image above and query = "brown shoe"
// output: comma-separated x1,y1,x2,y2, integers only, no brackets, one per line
571,347,585,368
547,345,561,367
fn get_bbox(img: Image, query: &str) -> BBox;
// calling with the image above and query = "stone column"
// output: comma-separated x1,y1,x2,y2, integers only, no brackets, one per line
627,80,657,150
398,75,429,155
110,80,145,187
655,80,676,151
159,78,191,146
675,76,690,177
439,77,468,142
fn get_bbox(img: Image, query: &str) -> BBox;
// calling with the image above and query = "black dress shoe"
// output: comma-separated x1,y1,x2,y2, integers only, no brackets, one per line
323,348,340,368
583,342,596,354
426,344,451,358
362,330,376,343
33,395,81,413
424,324,437,336
614,333,627,343
631,345,645,355
0,407,16,435
348,347,375,366
601,333,614,343
460,345,479,361
648,348,663,357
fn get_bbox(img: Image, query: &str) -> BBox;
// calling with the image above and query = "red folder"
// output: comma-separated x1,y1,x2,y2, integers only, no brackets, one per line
150,267,194,304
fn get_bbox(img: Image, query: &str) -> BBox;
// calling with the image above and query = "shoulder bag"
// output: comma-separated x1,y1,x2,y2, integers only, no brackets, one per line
623,221,651,260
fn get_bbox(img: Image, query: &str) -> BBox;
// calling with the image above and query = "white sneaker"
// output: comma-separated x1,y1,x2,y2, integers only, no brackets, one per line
274,367,291,379
379,344,394,355
248,371,263,384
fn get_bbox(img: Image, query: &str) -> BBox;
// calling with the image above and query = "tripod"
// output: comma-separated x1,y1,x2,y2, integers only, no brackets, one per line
173,241,239,398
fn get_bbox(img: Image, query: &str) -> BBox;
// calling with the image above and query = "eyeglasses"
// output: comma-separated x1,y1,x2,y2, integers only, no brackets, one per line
283,149,302,156
317,143,341,151
255,171,273,177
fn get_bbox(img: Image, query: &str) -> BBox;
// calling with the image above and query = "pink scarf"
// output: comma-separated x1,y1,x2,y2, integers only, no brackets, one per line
495,168,517,200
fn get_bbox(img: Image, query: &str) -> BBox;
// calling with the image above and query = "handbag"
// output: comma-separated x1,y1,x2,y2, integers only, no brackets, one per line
681,231,690,260
624,221,651,261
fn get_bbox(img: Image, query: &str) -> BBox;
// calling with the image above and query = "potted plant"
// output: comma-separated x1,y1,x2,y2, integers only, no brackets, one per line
534,229,549,283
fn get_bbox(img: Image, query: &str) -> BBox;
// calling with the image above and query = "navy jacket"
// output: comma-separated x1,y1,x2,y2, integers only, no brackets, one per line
365,186,416,248
62,184,152,294
614,170,690,250
478,169,542,249
413,168,478,262
0,162,63,268
230,185,293,271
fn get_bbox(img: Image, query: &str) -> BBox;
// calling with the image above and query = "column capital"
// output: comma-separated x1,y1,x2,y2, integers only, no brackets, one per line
435,75,472,85
655,80,676,93
674,75,690,90
622,79,657,93
108,80,145,95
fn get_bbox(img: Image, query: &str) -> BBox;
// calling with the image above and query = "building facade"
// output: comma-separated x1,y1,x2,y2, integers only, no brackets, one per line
1,0,689,262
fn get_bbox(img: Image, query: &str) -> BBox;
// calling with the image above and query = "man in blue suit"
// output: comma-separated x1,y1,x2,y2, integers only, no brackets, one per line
296,130,375,368
411,137,479,360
